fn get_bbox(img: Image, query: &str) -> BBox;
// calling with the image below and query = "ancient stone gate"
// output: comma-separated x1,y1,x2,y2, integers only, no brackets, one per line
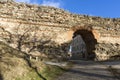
0,1,120,61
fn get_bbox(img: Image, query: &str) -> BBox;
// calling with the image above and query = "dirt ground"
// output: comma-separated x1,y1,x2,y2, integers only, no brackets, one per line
56,60,120,80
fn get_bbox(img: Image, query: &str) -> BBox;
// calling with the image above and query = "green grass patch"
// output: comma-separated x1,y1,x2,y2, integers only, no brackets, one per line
15,69,41,80
0,41,72,80
41,65,66,80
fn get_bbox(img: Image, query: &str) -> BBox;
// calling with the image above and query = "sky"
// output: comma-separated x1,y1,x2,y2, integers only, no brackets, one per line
15,0,120,18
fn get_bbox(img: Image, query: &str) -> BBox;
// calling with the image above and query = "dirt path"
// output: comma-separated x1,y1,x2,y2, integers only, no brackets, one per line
56,60,119,80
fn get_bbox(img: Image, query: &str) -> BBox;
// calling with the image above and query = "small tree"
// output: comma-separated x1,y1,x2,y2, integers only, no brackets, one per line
0,23,37,52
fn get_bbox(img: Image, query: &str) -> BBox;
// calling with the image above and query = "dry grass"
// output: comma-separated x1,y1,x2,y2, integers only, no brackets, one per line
0,57,29,80
0,41,67,80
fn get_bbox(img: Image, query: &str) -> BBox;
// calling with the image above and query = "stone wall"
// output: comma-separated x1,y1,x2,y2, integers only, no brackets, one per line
0,1,120,61
95,43,120,61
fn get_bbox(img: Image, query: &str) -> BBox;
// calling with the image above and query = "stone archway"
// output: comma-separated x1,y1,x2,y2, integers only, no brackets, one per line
70,34,87,60
69,25,97,60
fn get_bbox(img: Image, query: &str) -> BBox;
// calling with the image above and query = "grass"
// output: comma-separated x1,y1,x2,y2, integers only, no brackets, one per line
29,60,68,80
0,41,71,80
41,65,66,80
15,69,41,80
15,63,67,80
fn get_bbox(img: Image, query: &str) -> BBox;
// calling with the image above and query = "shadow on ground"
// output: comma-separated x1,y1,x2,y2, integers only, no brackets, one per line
68,68,114,79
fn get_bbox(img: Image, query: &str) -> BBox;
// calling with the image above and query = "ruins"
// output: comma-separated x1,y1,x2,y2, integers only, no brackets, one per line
0,0,120,61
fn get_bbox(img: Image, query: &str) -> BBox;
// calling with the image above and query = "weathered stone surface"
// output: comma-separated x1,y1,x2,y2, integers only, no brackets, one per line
0,1,120,61
0,0,13,3
95,43,120,61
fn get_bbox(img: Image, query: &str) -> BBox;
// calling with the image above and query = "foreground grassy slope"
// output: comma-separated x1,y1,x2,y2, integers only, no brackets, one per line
0,41,65,80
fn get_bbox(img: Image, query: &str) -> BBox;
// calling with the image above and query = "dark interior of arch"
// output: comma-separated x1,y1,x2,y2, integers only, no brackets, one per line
73,29,97,60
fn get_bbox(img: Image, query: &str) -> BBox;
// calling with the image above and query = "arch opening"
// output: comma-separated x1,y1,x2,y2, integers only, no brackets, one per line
70,29,97,60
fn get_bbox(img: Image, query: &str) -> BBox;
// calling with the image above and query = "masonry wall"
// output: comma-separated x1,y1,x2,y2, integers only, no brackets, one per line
0,1,120,61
